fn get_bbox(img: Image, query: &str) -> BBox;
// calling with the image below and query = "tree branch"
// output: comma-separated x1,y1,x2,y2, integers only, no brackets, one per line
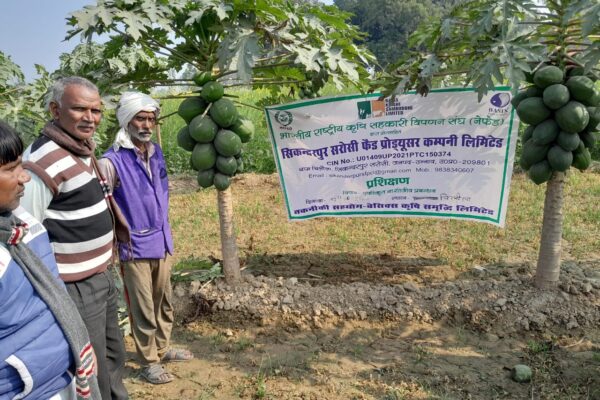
0,86,26,96
565,42,591,47
223,79,310,88
157,110,179,121
232,100,263,111
218,61,298,78
255,53,294,63
122,79,194,86
155,95,194,100
133,82,195,87
518,21,559,26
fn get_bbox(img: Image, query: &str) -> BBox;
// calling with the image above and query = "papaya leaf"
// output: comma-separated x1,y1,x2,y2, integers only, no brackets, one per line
212,3,232,20
107,59,129,75
139,0,173,31
61,0,372,101
419,55,441,79
580,3,600,37
0,54,51,143
293,47,322,72
97,6,115,26
116,10,149,41
217,28,260,83
581,44,600,75
69,6,102,34
185,8,211,26
335,56,359,83
0,53,24,87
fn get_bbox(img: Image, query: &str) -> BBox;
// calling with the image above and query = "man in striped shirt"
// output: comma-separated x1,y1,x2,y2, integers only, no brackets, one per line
21,76,128,400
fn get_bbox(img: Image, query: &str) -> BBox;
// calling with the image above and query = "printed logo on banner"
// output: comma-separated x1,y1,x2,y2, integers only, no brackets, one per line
357,98,413,119
489,93,511,114
274,111,293,126
357,101,372,119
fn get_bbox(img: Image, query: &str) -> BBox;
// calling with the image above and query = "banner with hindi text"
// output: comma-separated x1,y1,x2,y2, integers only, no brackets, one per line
264,88,519,227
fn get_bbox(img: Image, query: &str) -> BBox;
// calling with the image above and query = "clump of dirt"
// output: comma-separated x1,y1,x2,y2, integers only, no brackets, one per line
176,259,600,338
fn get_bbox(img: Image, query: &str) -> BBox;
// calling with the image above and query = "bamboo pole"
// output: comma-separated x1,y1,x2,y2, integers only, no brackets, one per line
156,123,162,147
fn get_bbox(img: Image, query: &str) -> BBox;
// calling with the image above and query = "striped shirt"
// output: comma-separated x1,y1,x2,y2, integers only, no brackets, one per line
22,136,114,282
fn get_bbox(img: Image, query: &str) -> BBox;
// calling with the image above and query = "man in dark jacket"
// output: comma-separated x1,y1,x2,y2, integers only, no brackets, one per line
0,119,101,400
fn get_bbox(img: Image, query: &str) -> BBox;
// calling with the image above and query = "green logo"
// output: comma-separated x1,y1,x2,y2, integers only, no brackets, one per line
357,101,372,119
275,111,293,126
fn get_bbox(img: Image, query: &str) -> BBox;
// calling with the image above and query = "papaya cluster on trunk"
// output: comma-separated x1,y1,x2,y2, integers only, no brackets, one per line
513,65,599,184
298,69,329,99
176,73,255,191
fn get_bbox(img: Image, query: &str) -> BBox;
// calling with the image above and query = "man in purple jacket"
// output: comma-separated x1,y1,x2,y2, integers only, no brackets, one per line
98,92,193,385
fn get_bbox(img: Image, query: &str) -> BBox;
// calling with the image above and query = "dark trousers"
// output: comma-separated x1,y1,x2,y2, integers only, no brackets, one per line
66,270,128,400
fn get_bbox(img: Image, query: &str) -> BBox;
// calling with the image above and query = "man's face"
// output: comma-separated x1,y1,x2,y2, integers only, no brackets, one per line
128,111,156,145
0,157,31,213
50,84,102,140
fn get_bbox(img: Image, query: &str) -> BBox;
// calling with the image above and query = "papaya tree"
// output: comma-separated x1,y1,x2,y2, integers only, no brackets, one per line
374,0,600,289
0,51,53,143
64,0,374,284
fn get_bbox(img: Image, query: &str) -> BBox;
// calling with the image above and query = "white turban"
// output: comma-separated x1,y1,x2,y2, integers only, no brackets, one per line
112,92,160,151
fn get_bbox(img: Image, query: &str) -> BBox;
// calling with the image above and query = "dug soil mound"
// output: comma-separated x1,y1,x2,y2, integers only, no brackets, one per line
179,260,600,336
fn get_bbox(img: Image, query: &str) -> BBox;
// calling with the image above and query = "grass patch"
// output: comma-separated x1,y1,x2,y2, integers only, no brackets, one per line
252,373,267,399
169,171,600,274
234,336,255,352
527,340,552,354
209,333,227,349
172,257,221,282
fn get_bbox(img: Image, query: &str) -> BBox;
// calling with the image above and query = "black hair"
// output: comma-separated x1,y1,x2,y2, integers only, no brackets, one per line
0,120,24,165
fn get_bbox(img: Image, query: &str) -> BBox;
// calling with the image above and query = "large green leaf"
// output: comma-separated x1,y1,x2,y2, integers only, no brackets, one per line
0,53,52,143
216,25,260,83
0,52,24,88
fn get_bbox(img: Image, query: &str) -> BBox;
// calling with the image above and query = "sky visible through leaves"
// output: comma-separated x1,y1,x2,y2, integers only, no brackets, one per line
0,0,334,81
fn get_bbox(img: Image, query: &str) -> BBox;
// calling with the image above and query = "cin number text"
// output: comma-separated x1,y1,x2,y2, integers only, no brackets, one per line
357,151,452,161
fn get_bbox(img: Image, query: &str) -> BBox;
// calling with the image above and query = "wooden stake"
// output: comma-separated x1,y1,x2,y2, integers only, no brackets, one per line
156,123,162,147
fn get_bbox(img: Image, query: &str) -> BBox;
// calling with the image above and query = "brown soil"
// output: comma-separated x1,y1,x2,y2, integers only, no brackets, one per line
122,174,600,400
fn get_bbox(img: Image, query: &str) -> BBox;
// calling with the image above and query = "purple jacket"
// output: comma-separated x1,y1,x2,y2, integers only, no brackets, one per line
103,144,174,261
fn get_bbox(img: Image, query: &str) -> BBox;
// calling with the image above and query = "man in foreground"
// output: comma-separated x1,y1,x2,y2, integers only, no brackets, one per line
21,77,128,399
0,119,101,400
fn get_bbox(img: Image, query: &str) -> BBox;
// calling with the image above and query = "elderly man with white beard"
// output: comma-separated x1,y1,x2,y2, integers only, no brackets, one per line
98,92,193,385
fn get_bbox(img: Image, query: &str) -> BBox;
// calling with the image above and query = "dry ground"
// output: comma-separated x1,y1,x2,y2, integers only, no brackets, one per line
122,173,600,400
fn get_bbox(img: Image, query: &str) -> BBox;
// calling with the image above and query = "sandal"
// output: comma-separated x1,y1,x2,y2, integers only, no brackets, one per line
161,348,194,363
141,364,174,385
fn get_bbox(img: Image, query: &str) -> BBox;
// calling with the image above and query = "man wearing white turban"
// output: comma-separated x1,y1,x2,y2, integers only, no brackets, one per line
98,92,193,385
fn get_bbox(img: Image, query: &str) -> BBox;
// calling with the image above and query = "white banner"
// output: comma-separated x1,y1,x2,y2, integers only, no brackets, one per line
265,88,519,227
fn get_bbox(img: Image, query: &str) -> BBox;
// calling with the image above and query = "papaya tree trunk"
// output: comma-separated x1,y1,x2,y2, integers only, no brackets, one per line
534,172,566,289
217,187,241,284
